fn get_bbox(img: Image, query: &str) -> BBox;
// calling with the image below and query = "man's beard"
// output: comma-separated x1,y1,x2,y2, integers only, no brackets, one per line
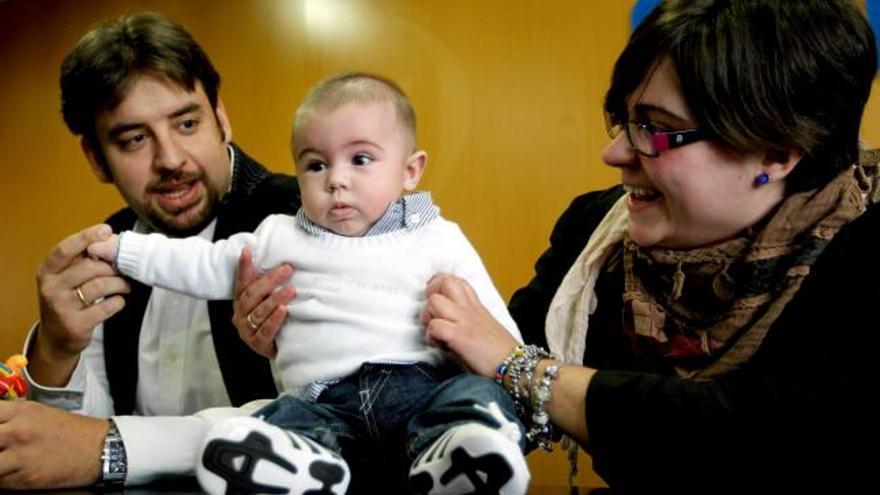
142,171,223,237
145,193,219,237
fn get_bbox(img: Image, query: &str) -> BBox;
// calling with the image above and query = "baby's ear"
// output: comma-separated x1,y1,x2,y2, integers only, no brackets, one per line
403,150,428,191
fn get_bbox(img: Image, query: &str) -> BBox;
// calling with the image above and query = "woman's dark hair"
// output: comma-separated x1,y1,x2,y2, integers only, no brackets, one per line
605,0,877,192
60,12,221,144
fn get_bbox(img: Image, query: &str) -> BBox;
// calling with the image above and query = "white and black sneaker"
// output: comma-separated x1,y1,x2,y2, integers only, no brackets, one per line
197,416,350,495
408,422,529,495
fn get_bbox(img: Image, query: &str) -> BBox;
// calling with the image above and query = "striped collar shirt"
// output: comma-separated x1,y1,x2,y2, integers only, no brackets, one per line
294,192,439,237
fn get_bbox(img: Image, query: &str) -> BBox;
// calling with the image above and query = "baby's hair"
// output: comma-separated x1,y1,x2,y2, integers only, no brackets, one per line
293,72,417,151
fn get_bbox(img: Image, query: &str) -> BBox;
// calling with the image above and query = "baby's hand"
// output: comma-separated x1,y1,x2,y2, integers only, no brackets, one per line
87,233,119,265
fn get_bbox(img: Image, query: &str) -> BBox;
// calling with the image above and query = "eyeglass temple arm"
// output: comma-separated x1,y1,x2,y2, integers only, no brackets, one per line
650,129,702,153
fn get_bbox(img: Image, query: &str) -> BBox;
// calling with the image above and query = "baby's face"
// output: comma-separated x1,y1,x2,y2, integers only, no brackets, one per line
293,101,421,236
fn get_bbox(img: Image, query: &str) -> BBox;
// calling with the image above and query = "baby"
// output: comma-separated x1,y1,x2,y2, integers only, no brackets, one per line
89,72,529,495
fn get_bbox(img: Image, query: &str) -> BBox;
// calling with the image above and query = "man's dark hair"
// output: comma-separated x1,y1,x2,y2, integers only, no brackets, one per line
60,12,221,153
605,0,877,192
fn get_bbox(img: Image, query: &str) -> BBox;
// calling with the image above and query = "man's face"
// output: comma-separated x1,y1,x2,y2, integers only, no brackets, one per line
85,74,233,236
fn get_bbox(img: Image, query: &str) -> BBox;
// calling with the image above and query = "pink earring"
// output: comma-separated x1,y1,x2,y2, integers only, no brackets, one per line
754,172,770,186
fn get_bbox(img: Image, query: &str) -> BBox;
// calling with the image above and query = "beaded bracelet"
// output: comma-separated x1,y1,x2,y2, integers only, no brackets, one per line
496,344,559,450
527,363,559,451
495,344,523,387
514,347,542,404
494,362,508,387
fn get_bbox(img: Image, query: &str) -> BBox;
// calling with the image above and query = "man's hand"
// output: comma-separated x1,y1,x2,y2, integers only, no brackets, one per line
232,247,295,358
0,401,107,489
30,224,130,386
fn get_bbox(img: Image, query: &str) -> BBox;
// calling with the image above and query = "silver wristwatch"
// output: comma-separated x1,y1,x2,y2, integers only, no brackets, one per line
101,419,127,485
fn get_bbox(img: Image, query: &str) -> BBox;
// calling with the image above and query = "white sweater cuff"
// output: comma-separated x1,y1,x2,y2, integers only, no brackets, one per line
115,231,148,279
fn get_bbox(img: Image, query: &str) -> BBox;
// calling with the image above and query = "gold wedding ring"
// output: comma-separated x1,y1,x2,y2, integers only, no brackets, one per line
246,312,260,331
75,286,92,308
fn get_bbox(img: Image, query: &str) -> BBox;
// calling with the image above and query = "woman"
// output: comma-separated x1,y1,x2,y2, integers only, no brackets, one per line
419,0,879,492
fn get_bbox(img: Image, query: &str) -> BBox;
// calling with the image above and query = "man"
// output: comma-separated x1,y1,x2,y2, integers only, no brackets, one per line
0,13,297,488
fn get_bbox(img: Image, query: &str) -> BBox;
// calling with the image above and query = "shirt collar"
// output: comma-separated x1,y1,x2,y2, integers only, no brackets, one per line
225,144,235,194
296,191,438,237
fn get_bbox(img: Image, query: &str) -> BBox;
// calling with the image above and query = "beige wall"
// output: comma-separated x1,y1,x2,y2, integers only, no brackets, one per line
1,0,878,488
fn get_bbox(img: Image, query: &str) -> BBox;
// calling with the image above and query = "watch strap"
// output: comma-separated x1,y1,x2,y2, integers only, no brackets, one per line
101,418,127,485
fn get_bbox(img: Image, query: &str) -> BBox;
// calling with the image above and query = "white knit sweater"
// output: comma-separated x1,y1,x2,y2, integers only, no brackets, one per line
116,213,521,395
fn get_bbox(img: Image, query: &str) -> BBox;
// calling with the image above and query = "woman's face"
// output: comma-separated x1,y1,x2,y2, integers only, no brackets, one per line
602,58,787,249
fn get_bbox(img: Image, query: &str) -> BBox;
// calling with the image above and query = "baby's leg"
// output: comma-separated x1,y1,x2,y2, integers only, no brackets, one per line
197,396,352,495
406,373,529,495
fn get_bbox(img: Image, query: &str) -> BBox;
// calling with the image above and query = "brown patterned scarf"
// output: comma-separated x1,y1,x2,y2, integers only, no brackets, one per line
623,156,875,378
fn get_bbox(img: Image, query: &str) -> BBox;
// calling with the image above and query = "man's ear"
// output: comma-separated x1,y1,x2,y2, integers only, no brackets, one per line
403,150,427,191
214,97,233,145
80,137,112,183
761,148,802,182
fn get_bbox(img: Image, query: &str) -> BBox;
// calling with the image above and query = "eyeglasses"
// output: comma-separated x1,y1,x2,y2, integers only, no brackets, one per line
604,112,706,158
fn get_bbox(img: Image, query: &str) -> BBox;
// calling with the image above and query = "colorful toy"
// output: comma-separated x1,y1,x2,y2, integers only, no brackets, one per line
0,354,28,400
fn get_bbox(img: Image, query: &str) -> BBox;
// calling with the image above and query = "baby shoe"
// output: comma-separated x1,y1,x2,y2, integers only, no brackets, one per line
197,416,350,495
408,422,530,495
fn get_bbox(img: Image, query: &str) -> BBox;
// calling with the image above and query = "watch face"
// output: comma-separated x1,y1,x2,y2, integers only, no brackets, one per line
109,451,127,476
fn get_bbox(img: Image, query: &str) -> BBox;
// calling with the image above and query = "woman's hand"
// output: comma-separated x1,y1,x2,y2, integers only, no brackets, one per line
421,274,519,378
231,247,296,358
423,274,593,444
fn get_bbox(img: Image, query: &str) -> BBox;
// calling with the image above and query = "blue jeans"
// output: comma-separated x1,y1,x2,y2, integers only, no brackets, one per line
252,362,524,493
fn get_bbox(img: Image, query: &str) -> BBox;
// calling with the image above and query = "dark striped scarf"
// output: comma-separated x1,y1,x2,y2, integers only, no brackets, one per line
622,154,877,378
